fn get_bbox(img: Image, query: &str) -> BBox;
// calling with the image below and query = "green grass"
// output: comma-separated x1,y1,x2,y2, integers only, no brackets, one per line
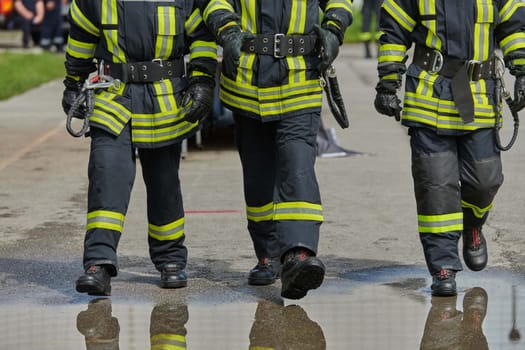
0,52,65,100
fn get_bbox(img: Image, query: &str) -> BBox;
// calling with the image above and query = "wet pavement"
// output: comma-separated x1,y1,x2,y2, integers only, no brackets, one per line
1,43,525,349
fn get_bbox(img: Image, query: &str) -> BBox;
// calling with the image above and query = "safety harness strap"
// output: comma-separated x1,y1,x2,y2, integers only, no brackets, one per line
241,34,318,58
106,58,185,83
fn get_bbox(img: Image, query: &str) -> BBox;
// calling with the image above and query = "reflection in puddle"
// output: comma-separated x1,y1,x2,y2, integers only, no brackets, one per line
0,268,523,349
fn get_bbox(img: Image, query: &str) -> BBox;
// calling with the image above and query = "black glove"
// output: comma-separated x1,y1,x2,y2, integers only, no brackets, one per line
218,25,255,67
62,77,85,118
374,80,402,121
313,24,340,72
512,75,525,112
182,76,215,124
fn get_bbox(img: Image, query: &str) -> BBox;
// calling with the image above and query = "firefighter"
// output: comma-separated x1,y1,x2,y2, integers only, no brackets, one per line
359,0,382,59
374,0,525,296
62,0,218,295
202,0,353,299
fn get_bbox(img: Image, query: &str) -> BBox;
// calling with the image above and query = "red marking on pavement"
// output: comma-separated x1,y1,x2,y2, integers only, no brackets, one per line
184,210,242,214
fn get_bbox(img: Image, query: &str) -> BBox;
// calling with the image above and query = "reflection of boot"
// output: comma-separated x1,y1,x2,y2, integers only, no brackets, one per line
150,302,189,349
249,300,326,349
461,287,489,350
77,298,120,350
420,295,462,349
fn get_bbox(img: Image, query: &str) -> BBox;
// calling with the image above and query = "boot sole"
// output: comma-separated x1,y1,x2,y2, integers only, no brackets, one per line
431,287,457,297
248,277,276,286
160,280,187,289
281,260,325,300
76,280,111,296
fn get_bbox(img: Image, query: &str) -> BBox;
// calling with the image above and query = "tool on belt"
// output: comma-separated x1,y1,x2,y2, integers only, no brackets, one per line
320,64,349,129
494,56,520,151
66,60,121,137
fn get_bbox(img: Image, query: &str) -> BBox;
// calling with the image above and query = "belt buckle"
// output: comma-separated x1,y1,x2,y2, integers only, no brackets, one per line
467,60,481,81
274,33,285,59
428,50,444,74
152,58,164,67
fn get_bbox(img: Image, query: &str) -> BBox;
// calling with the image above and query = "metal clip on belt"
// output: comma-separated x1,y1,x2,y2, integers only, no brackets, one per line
242,33,317,58
107,58,185,83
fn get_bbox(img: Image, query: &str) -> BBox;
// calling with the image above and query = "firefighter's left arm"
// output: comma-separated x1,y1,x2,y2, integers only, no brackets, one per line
495,0,525,111
319,0,353,45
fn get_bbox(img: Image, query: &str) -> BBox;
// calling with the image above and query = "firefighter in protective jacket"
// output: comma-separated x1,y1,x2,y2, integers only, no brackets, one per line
374,0,525,296
202,0,353,299
62,0,218,295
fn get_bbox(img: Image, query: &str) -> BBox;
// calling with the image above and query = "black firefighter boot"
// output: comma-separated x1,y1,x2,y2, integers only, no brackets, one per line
248,257,281,286
160,263,187,289
431,269,457,297
76,265,112,296
280,249,325,300
462,227,488,271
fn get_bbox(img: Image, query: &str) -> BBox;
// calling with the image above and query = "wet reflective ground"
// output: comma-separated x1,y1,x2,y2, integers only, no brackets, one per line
0,267,523,349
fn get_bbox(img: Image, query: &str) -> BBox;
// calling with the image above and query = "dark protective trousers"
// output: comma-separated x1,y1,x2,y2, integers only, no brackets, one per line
83,125,187,274
234,112,322,262
409,127,503,275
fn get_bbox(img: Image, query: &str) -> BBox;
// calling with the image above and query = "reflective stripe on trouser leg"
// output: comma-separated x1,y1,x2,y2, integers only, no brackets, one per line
235,114,280,261
84,125,136,274
459,129,503,230
275,111,322,256
410,127,463,275
139,143,187,270
150,303,188,349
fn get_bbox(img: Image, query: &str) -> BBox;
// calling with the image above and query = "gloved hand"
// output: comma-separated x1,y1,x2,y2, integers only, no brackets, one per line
374,80,402,121
182,76,215,124
313,24,340,72
62,77,85,118
512,75,525,112
218,25,255,67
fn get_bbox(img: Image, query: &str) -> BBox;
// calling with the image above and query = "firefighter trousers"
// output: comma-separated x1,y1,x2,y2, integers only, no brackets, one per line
409,127,503,275
83,124,187,275
234,112,322,262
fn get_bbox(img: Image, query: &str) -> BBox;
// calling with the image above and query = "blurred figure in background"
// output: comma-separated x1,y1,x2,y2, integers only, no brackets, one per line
39,0,65,52
13,0,44,48
359,0,382,59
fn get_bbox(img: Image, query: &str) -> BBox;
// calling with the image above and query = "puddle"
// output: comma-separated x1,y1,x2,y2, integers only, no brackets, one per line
0,267,523,349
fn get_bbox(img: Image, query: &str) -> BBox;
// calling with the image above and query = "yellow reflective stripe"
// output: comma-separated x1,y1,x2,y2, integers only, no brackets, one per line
101,0,126,63
90,112,126,134
419,0,441,49
86,210,125,232
185,8,201,34
378,43,407,63
274,202,323,222
286,56,306,84
151,332,187,350
66,37,96,59
70,0,99,37
325,0,353,13
156,6,175,58
131,110,186,126
414,70,438,97
500,33,525,56
223,76,321,100
203,0,235,22
217,21,238,36
249,347,273,350
288,0,305,34
132,122,198,143
472,80,489,106
149,217,185,241
383,0,416,32
418,212,463,234
499,0,525,23
238,52,256,86
246,202,274,222
240,0,256,32
153,80,176,113
325,20,341,31
189,40,218,60
462,200,493,219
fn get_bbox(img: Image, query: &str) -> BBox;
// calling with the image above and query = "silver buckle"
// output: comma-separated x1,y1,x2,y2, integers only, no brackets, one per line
467,59,482,80
274,33,285,59
152,58,164,67
428,50,444,74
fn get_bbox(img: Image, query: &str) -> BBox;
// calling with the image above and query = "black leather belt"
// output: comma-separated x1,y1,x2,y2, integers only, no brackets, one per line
413,45,496,81
106,58,185,83
412,45,497,123
241,33,318,58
